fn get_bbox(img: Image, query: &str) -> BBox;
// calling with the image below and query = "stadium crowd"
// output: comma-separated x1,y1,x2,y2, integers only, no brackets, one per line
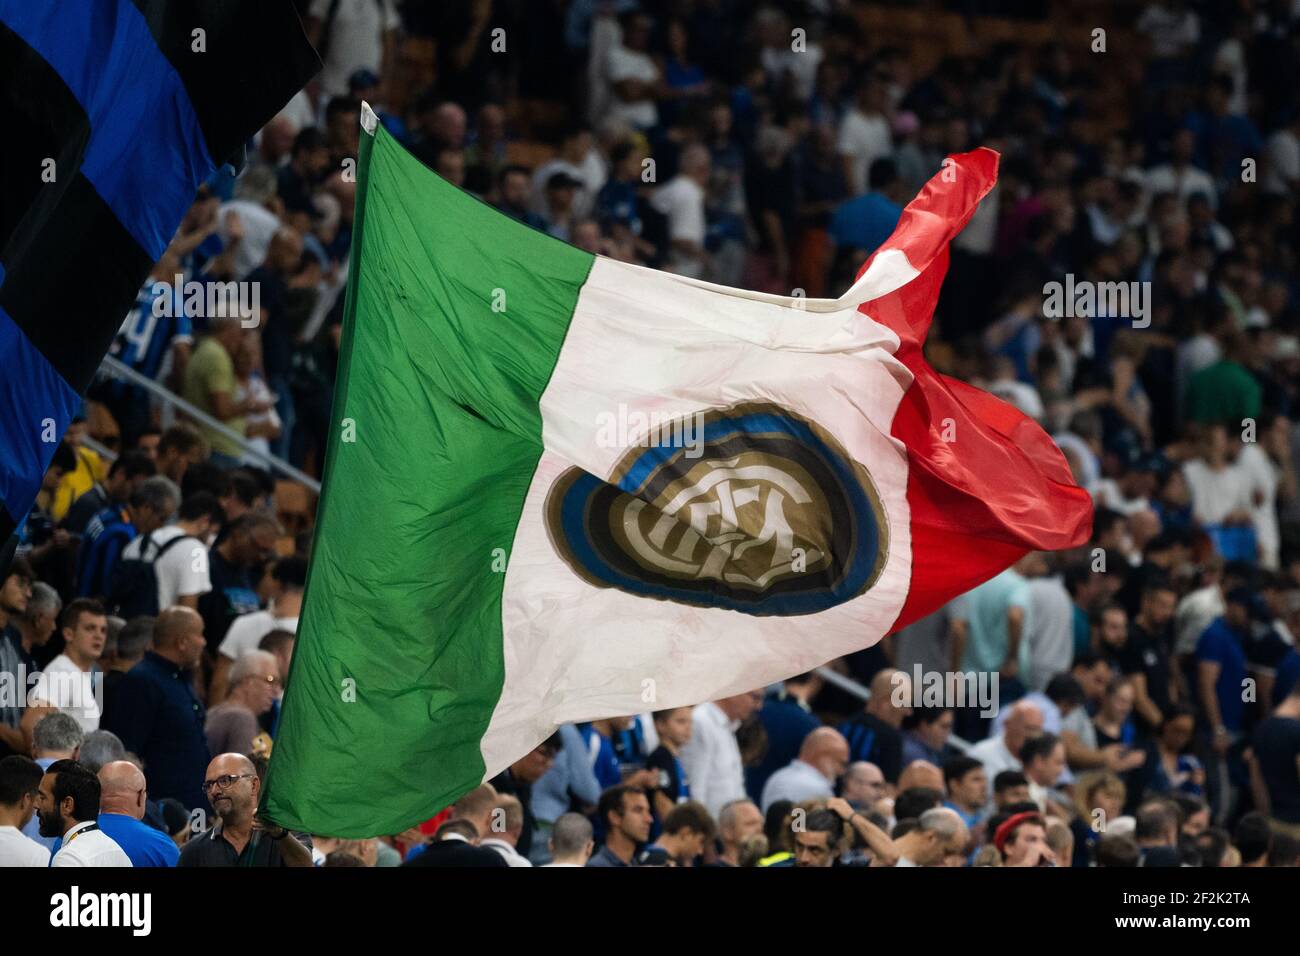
2,0,1300,867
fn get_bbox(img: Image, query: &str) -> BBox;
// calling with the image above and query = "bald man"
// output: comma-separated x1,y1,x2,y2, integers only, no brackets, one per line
96,761,179,867
897,759,945,794
179,753,311,867
968,700,1045,802
101,606,211,811
760,727,849,812
838,668,913,782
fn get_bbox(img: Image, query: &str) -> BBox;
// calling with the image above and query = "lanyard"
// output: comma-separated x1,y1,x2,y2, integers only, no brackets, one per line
63,822,99,847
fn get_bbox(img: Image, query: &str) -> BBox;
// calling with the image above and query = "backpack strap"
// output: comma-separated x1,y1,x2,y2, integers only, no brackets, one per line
152,533,199,562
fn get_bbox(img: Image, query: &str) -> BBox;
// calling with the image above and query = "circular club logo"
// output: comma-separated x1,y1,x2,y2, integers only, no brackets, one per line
544,403,889,616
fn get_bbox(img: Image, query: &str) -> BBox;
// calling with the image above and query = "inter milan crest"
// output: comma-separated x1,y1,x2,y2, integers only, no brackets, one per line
544,403,889,616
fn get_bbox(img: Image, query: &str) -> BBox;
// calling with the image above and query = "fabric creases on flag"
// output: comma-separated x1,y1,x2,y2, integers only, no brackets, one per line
261,113,1091,838
855,148,1093,631
0,0,319,541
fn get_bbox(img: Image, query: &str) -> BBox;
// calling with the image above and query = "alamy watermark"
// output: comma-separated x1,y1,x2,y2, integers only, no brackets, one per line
1043,274,1150,328
891,665,1000,718
595,403,705,459
150,273,261,327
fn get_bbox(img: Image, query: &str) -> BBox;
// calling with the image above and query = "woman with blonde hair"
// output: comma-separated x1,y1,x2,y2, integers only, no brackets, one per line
1070,770,1128,866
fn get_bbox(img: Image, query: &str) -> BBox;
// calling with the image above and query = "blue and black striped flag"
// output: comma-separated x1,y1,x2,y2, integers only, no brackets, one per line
0,0,319,544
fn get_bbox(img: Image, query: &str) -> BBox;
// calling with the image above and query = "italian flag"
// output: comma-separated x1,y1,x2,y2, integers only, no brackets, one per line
261,104,1091,836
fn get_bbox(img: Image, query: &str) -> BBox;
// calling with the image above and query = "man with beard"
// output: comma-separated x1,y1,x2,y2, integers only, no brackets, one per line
179,752,311,866
37,759,131,866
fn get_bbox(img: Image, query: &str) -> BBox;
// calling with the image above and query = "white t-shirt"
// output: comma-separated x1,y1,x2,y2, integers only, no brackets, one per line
0,825,50,867
31,655,100,733
1237,443,1280,566
218,200,282,280
121,526,211,612
51,821,132,867
309,0,401,97
651,176,706,278
219,609,300,661
1264,129,1300,195
1182,459,1253,526
837,108,892,195
1144,164,1217,208
605,45,659,129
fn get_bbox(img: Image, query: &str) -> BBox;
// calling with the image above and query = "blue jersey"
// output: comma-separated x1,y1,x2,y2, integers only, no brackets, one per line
113,284,192,382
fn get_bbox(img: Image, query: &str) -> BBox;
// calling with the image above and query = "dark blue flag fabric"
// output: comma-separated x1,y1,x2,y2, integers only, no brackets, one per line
0,0,319,543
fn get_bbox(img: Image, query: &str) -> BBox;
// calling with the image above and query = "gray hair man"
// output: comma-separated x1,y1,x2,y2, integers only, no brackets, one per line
892,807,969,867
543,812,594,867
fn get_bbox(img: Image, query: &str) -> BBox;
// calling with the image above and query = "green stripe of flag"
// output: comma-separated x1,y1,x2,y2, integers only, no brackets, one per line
262,120,593,837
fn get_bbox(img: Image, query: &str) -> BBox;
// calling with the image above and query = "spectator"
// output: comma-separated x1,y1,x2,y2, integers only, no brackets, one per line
891,807,968,867
715,798,764,867
401,818,507,868
179,753,311,866
79,475,180,603
969,700,1044,801
587,785,652,867
1232,811,1272,867
651,143,711,279
992,811,1052,867
61,451,156,537
182,317,270,467
37,759,131,867
30,599,108,732
303,0,399,99
790,803,845,868
680,691,760,818
12,582,59,677
542,812,594,867
115,492,219,618
211,554,306,703
840,761,888,814
838,668,911,783
77,729,126,775
102,617,151,717
760,727,848,812
488,735,560,859
197,513,281,651
642,800,715,867
645,706,694,819
479,793,533,867
96,760,179,867
0,756,49,866
829,156,905,259
0,557,36,756
1251,681,1300,830
942,756,988,830
746,672,822,802
154,426,208,487
901,707,957,767
529,723,601,861
204,650,279,757
101,606,211,811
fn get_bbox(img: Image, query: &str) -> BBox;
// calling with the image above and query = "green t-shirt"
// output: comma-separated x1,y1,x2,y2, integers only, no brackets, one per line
1184,359,1261,426
182,336,245,456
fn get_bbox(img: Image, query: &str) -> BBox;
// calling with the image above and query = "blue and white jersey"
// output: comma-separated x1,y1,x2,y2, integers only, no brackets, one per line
111,282,192,382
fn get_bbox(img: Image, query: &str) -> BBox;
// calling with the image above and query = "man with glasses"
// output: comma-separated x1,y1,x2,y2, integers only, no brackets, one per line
96,760,179,866
179,752,311,866
205,650,281,756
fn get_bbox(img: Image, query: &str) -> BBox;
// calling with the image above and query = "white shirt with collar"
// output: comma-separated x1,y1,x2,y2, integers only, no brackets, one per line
51,820,132,867
679,702,746,818
480,837,533,867
760,759,833,813
968,734,1022,802
0,824,50,867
